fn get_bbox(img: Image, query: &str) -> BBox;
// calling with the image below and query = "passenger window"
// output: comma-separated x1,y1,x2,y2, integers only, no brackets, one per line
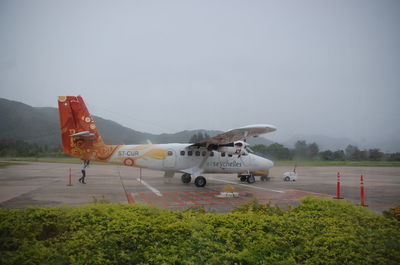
228,154,233,157
221,152,226,157
180,150,185,156
188,151,193,156
168,151,173,156
210,151,214,157
202,151,207,156
195,151,200,156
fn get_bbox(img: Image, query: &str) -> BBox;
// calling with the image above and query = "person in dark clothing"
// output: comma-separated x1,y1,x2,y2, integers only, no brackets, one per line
79,160,90,184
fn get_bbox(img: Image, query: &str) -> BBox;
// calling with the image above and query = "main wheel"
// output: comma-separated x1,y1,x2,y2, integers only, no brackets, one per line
284,176,290,181
239,175,247,182
247,175,255,184
194,176,207,187
181,173,191,184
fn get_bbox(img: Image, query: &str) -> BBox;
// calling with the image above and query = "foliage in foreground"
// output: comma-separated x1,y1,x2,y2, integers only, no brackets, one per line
0,197,399,265
383,206,400,221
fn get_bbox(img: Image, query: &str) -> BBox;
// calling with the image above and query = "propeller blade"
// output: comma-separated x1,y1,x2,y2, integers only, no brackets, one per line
246,146,255,154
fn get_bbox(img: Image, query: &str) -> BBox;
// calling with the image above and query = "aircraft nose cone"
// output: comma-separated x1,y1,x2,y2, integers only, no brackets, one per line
265,158,274,169
255,156,274,169
252,155,274,171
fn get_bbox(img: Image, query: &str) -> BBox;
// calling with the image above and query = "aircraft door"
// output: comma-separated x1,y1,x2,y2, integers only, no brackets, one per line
163,149,176,168
218,152,228,171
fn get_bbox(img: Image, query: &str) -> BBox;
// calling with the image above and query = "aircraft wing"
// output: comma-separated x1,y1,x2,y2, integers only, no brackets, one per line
192,124,277,146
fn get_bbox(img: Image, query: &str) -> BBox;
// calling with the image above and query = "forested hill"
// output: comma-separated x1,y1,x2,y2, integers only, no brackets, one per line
0,98,60,148
0,98,272,149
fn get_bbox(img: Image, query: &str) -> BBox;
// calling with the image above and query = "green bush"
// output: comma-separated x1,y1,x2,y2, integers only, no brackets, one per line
383,206,400,221
0,197,399,265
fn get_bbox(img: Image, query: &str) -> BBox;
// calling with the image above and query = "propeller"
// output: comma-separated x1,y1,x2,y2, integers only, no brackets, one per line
246,146,255,154
240,141,253,154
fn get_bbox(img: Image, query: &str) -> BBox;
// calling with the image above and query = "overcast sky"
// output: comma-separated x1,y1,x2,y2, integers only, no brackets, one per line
0,0,399,148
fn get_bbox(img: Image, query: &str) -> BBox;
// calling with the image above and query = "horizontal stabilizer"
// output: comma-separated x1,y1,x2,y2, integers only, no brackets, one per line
70,131,95,138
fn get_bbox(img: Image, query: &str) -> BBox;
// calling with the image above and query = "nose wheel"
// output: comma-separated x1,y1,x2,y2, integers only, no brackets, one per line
238,174,255,183
260,175,270,181
247,174,255,183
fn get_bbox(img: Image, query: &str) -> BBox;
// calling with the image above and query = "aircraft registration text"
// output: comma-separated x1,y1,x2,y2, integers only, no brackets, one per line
118,151,139,157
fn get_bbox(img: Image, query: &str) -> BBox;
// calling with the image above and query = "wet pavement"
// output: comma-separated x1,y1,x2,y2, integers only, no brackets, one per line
0,162,399,213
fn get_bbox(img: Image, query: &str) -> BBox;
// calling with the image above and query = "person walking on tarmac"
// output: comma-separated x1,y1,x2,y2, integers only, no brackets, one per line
79,159,90,184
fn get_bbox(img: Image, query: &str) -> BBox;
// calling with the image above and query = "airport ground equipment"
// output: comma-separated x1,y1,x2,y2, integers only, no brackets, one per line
334,172,344,199
282,164,297,181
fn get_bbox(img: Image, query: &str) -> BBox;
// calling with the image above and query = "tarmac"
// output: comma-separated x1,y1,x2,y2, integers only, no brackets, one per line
0,162,399,213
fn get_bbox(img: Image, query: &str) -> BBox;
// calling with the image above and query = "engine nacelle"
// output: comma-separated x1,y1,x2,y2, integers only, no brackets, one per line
217,141,248,155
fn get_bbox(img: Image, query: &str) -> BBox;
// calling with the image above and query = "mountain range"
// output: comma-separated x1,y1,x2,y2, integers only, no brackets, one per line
0,98,272,149
1,97,398,152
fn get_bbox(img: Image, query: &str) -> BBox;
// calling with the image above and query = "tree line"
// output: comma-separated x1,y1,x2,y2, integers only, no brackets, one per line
189,132,400,161
189,132,211,143
252,140,400,161
0,139,62,157
1,137,400,161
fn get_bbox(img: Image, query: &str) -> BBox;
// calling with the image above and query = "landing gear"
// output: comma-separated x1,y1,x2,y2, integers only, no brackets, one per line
238,174,255,184
181,173,191,184
260,175,270,181
180,173,206,187
247,174,255,184
194,176,207,187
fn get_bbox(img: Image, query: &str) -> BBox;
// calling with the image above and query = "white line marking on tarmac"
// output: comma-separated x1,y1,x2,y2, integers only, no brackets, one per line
209,178,285,193
136,178,163,197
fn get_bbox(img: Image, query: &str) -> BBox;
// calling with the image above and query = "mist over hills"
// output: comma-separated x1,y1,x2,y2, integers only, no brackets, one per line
0,97,398,152
0,98,271,148
282,135,359,152
280,134,400,153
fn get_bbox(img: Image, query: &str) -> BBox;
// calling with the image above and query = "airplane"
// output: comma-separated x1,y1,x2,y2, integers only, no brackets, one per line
58,96,277,187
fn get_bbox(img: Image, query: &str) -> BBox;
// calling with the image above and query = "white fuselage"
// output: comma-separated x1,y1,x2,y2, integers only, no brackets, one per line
107,143,273,176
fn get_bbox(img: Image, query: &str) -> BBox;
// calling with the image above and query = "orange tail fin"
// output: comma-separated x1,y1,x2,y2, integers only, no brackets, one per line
58,96,117,161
